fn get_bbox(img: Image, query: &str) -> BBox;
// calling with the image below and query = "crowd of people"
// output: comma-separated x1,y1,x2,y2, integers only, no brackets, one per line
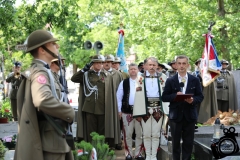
7,29,238,160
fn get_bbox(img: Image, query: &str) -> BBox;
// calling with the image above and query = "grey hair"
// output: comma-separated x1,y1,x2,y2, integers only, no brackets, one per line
128,63,138,69
176,55,189,63
146,57,158,64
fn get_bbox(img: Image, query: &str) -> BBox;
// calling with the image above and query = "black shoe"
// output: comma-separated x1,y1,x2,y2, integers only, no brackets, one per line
195,125,198,129
135,155,144,160
125,154,132,160
115,144,122,150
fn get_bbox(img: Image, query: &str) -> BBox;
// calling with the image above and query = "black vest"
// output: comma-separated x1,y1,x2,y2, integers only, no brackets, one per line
121,78,133,114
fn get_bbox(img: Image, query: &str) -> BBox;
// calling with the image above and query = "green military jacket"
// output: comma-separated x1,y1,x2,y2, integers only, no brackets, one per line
6,73,23,99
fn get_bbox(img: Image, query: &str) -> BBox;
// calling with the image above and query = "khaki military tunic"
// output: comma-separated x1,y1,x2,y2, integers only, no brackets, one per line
14,60,74,160
6,73,23,120
215,70,238,112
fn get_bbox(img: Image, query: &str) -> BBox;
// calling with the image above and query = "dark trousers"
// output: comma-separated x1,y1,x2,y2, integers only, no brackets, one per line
85,113,105,142
10,99,17,121
170,118,195,160
217,100,229,112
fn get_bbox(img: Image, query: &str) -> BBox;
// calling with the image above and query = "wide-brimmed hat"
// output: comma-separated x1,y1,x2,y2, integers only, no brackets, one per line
220,59,229,65
195,58,202,65
158,63,166,69
26,30,58,53
104,54,115,62
113,56,121,63
91,54,105,62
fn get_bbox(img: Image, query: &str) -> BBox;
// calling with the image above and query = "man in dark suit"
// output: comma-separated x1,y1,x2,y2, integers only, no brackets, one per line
162,55,203,160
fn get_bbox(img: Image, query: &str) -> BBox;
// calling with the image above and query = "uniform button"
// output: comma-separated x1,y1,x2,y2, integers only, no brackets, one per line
67,117,70,120
25,120,30,124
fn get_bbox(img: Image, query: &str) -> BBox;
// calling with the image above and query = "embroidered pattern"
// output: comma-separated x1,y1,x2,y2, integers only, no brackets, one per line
126,114,133,125
159,77,164,85
153,109,163,122
142,112,150,123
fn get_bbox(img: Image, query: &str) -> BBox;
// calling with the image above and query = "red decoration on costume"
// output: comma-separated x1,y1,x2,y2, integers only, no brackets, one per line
126,114,133,125
37,75,47,84
118,29,124,36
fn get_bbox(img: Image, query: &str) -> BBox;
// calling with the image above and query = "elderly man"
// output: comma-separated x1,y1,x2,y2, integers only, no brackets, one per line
133,57,169,160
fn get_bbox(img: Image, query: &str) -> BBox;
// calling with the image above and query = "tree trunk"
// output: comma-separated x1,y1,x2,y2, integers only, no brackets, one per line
72,63,78,74
218,0,230,67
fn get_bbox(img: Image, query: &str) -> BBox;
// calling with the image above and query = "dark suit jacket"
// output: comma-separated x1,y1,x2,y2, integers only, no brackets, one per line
162,73,204,122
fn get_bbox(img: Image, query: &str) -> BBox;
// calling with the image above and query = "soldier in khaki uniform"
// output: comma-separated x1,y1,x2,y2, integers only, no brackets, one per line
71,55,121,148
14,30,75,160
215,59,238,112
6,61,23,121
168,60,177,78
112,56,129,80
103,55,123,149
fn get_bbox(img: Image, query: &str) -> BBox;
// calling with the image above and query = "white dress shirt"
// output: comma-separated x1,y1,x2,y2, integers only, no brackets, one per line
178,73,188,94
116,78,136,112
145,71,159,97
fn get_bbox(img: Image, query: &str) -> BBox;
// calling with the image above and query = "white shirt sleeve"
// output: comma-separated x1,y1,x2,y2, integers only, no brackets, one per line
116,81,124,112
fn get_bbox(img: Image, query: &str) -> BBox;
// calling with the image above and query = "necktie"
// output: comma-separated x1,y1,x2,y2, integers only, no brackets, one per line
44,64,50,69
181,77,186,84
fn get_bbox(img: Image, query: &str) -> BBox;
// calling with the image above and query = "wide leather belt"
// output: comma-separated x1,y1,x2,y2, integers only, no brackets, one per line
147,97,160,107
13,86,19,89
217,86,228,89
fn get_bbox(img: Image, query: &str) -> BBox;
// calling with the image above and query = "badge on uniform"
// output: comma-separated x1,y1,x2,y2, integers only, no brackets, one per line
37,75,47,84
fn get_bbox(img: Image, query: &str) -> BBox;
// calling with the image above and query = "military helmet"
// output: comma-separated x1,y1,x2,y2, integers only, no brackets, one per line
104,54,115,62
113,56,121,63
91,54,105,62
195,58,202,65
220,59,229,65
26,30,58,53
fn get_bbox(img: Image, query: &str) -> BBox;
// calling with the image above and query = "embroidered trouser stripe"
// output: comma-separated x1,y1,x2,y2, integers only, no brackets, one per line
122,113,142,157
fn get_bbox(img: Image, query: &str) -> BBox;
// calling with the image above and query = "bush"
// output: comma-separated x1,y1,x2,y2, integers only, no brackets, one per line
73,132,115,160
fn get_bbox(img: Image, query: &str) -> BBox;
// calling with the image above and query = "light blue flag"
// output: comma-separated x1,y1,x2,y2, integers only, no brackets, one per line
116,29,128,72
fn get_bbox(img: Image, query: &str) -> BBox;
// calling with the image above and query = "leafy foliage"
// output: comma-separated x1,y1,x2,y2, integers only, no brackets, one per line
1,0,240,73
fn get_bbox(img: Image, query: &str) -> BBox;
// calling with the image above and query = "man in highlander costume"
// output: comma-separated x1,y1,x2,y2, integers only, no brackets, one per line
133,57,169,160
71,55,121,148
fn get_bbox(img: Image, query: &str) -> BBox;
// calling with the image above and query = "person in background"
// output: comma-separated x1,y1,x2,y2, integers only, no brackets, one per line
193,58,218,124
117,63,144,160
6,61,23,121
168,60,177,78
162,55,203,160
102,54,123,150
215,59,238,112
71,55,121,150
112,56,129,79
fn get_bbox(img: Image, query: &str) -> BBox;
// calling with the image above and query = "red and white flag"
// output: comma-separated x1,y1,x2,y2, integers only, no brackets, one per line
200,33,221,87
